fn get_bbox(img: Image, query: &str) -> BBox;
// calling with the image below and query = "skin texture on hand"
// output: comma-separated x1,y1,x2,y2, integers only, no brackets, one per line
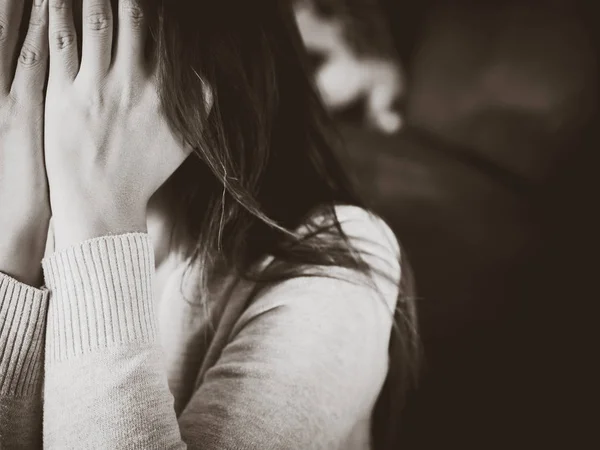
0,0,51,285
44,0,199,251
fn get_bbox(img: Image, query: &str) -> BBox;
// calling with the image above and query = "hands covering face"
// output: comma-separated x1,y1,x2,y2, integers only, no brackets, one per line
1,0,201,257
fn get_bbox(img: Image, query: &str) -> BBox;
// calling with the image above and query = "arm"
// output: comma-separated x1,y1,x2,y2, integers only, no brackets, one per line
42,208,400,449
0,274,48,449
178,207,401,449
41,234,186,449
0,0,52,447
40,0,193,444
178,269,399,449
40,0,199,445
40,1,403,446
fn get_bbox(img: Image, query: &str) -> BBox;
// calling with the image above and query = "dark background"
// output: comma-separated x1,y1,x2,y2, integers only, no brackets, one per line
333,0,598,447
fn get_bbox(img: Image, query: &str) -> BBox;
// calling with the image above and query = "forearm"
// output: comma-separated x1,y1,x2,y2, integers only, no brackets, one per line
0,273,48,449
0,0,53,442
42,234,186,449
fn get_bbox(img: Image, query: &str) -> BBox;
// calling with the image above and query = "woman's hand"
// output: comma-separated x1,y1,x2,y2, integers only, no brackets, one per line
45,0,194,251
0,0,50,285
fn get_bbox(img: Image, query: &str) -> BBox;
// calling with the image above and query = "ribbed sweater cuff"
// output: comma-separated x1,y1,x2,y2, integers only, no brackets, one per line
42,234,157,363
0,273,48,397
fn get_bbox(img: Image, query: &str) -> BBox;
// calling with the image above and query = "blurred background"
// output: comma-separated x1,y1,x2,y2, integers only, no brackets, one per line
295,0,598,447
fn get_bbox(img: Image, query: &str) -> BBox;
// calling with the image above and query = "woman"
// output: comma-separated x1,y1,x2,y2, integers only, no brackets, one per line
0,0,418,448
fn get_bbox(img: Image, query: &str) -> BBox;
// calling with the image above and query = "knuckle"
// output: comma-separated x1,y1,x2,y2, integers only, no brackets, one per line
49,0,70,10
86,10,113,32
52,29,76,50
30,0,46,15
28,19,44,31
19,43,44,68
29,0,48,23
26,18,45,35
121,2,145,27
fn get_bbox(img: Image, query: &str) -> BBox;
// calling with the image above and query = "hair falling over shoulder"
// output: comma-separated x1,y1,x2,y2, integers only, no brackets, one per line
137,1,420,447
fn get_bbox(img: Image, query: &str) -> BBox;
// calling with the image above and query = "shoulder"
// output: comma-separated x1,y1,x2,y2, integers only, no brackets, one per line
331,204,401,266
233,204,403,356
212,207,403,428
302,204,400,255
177,208,409,446
257,204,403,295
182,211,402,448
297,204,403,294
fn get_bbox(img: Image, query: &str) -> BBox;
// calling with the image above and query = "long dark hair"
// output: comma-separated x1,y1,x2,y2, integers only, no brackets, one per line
138,1,419,447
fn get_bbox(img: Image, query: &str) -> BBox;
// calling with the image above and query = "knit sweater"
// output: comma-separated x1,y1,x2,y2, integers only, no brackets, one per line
0,205,401,449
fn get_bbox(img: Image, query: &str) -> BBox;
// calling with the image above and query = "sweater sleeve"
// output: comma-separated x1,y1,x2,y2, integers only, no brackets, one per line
41,208,402,450
41,233,186,449
0,273,48,449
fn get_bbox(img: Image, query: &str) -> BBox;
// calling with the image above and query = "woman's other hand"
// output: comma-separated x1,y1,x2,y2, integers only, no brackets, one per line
45,0,195,251
0,0,50,285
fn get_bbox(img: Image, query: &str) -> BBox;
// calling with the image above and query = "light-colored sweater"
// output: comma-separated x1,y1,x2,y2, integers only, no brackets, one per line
0,206,401,449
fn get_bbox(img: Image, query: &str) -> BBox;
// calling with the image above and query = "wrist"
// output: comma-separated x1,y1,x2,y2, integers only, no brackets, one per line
51,209,147,252
0,217,50,286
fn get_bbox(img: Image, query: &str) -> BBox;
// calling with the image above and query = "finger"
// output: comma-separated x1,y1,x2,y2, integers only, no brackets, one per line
11,0,50,101
115,0,146,73
80,0,113,79
0,0,26,92
48,0,79,82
